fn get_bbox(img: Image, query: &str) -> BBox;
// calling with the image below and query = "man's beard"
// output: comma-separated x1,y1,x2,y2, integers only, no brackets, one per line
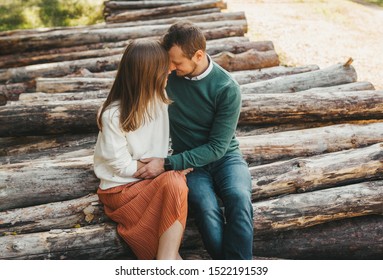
176,61,198,78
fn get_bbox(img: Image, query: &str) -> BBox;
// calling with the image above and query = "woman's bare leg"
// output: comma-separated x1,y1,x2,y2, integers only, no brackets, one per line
156,220,184,260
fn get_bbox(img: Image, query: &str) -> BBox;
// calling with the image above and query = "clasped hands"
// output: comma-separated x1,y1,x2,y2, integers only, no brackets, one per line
133,157,193,179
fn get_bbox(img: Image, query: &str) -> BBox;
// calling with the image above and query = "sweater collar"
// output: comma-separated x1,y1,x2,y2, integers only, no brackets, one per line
184,54,213,81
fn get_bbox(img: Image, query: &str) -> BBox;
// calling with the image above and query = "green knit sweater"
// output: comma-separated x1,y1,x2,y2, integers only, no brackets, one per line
167,62,242,170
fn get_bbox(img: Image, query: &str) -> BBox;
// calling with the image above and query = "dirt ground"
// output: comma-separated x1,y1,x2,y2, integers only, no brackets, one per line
225,0,383,90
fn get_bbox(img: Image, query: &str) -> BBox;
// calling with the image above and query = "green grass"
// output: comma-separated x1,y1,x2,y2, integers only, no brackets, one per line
0,0,104,31
364,0,383,6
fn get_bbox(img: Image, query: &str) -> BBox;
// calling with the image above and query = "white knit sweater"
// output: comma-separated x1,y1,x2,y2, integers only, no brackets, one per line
93,101,169,190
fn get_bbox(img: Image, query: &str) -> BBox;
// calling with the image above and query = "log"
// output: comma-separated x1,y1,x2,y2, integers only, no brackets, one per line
0,81,35,101
17,90,108,103
105,0,227,23
0,194,106,235
240,122,383,166
239,90,383,125
212,49,280,71
3,91,383,137
240,63,357,94
207,37,275,55
253,215,383,260
248,140,383,199
0,47,124,70
0,92,6,106
1,35,254,69
1,207,381,259
0,11,246,38
236,119,383,137
0,99,102,137
2,215,381,260
0,25,247,83
35,62,310,94
38,64,318,90
231,65,319,85
0,143,383,233
2,136,383,211
0,223,131,260
36,77,113,93
0,133,97,159
253,181,383,233
0,11,246,68
105,0,193,10
301,81,375,92
0,54,122,83
0,151,97,211
0,20,246,56
107,8,223,21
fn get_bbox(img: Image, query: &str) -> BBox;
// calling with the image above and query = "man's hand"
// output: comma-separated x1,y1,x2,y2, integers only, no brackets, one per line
133,157,165,179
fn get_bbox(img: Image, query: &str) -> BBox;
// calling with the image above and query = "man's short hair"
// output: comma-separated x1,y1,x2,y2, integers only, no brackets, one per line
162,21,206,59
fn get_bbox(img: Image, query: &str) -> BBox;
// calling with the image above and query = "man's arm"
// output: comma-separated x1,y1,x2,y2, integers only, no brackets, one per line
169,84,241,170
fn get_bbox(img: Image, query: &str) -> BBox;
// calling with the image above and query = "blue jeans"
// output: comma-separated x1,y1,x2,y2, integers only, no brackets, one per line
186,152,253,259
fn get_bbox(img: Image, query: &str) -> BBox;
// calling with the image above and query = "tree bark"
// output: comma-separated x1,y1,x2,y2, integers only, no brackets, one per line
236,119,383,137
16,90,108,103
2,138,383,211
248,141,383,199
0,99,102,137
0,194,107,235
301,81,375,92
0,81,35,101
212,49,280,71
37,64,313,94
36,77,114,93
0,24,247,84
0,143,383,233
0,150,97,211
105,0,193,10
240,63,357,94
0,11,245,41
0,209,381,259
0,223,132,260
0,19,246,56
253,180,383,233
0,55,122,83
3,91,383,137
105,0,227,23
253,215,383,260
0,133,97,159
206,37,275,55
231,65,319,85
0,92,6,106
240,122,383,165
239,90,383,125
0,27,245,73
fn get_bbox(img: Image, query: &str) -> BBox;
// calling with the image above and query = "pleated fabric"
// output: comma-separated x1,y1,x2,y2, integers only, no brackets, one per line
97,170,188,260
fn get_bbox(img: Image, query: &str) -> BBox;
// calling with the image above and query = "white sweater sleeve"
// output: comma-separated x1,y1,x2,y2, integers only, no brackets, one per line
97,109,138,177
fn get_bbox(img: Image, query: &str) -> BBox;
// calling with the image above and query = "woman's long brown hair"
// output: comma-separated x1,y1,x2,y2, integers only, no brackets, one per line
97,39,171,132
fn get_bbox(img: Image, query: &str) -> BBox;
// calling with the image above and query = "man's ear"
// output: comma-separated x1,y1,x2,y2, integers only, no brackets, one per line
194,50,204,62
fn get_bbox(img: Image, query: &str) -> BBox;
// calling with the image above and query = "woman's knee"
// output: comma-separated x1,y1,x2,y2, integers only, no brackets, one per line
158,171,188,196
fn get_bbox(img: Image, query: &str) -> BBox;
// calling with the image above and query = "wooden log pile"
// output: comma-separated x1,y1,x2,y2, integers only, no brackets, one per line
0,1,382,260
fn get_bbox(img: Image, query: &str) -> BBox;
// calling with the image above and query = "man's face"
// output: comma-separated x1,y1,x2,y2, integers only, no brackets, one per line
168,45,198,78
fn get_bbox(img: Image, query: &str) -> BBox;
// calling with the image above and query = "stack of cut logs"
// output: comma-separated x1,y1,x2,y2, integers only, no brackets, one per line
0,0,382,260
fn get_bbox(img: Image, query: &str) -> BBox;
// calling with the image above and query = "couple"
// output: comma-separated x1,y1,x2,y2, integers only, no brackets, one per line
93,21,253,260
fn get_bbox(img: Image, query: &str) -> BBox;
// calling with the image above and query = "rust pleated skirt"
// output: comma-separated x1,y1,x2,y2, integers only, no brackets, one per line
97,170,188,260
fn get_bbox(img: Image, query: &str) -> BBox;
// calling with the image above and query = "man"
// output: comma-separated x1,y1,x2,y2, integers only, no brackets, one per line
134,21,253,260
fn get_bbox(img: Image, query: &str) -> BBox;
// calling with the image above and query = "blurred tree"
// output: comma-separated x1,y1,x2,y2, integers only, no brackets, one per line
0,0,103,31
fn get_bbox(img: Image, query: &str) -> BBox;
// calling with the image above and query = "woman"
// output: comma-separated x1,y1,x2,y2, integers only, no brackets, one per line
93,39,189,260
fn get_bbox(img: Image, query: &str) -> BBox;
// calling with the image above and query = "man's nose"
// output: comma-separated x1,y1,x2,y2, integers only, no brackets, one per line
169,63,176,72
